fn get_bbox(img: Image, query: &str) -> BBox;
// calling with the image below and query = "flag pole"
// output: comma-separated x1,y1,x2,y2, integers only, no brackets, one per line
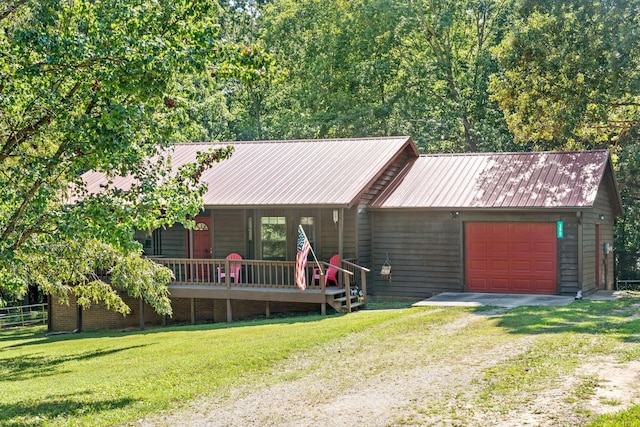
298,224,322,271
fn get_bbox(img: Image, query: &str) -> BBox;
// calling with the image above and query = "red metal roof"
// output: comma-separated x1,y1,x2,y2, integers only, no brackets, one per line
82,137,417,208
370,150,617,210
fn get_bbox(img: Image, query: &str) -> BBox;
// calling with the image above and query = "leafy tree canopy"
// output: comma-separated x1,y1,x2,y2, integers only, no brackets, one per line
0,0,236,311
490,0,640,149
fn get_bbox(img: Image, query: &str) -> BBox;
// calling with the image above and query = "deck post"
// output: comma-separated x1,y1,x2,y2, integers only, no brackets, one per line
344,273,351,312
190,298,196,325
226,299,232,322
225,260,231,288
265,301,270,318
321,302,326,315
360,269,367,304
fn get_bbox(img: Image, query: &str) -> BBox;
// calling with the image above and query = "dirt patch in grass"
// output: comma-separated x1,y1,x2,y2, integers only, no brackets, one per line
137,307,640,427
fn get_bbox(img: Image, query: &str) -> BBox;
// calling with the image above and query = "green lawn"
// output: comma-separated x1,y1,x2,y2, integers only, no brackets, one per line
1,297,639,426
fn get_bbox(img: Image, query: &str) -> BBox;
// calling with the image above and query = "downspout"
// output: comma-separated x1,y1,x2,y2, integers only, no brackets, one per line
576,211,583,299
47,294,52,333
77,304,83,332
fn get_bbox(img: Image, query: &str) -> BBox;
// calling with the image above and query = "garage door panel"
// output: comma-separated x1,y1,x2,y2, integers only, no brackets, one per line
488,278,510,291
490,241,510,253
511,241,531,253
466,222,557,294
468,241,488,253
532,241,555,253
535,260,555,272
513,279,534,291
511,260,532,272
489,260,509,272
468,260,487,272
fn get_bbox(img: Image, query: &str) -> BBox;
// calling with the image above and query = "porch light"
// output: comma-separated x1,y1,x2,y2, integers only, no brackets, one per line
449,211,459,220
599,214,605,220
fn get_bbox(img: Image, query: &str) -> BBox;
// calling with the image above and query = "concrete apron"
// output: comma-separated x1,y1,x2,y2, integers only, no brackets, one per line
412,290,625,309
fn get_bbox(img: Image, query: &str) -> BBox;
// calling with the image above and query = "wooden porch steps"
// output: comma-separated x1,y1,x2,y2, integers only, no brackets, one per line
328,293,366,313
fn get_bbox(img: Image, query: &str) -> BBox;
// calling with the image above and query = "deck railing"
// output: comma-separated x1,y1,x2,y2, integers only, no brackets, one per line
154,257,369,298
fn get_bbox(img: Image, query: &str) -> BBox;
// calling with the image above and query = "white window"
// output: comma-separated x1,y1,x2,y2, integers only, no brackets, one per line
261,217,287,260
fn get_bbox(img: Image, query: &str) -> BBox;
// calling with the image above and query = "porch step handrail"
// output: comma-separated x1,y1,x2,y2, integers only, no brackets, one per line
341,259,370,273
318,261,353,275
339,259,369,312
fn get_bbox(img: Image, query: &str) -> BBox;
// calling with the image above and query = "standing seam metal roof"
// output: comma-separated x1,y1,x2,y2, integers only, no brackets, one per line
81,137,417,208
370,150,617,210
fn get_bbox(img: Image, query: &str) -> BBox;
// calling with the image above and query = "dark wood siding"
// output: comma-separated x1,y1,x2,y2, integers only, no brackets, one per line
581,177,617,293
161,224,187,258
371,211,463,298
558,218,579,294
371,210,581,298
213,209,246,258
343,207,357,259
356,203,372,281
356,151,414,286
319,210,339,260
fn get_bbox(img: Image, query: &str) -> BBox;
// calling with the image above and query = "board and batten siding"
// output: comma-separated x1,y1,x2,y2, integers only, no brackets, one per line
371,211,462,298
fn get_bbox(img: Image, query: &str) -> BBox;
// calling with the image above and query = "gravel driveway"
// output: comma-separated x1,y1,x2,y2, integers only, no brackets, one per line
139,305,640,427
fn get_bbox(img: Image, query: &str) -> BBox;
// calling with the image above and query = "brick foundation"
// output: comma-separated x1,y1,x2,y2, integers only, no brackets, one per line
50,292,323,331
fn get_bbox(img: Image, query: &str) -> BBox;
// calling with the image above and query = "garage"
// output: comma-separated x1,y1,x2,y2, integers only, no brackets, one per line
465,222,557,294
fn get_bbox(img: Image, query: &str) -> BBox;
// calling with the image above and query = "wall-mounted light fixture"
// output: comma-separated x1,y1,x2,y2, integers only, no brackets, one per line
449,211,459,221
599,214,605,221
333,209,339,224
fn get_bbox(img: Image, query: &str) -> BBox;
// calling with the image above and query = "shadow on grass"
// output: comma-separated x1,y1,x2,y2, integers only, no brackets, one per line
0,393,134,426
0,301,413,346
493,298,640,342
0,326,48,344
0,313,339,349
0,345,148,381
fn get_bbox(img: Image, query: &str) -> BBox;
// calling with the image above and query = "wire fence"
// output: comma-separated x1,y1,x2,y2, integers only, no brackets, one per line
616,280,640,291
0,303,48,329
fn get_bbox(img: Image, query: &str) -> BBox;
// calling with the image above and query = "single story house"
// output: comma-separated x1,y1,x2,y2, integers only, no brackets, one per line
49,137,622,331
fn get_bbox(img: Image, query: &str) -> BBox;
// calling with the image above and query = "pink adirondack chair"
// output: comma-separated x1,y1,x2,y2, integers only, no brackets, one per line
314,254,340,287
218,253,243,283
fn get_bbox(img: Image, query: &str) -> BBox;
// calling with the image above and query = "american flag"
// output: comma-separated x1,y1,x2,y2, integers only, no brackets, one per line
295,226,311,291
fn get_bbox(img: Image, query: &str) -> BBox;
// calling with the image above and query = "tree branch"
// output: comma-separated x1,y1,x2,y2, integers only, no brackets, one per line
0,141,69,242
0,81,82,163
0,0,27,22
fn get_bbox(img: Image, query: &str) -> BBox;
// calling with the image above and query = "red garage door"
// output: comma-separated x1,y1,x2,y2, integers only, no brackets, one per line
465,222,557,294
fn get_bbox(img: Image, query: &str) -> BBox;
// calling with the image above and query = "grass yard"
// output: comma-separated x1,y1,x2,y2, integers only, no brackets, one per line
1,297,640,426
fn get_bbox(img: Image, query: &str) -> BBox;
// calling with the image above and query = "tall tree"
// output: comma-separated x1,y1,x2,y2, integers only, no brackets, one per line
490,0,640,148
259,0,514,152
398,0,516,152
261,0,408,140
0,0,235,311
489,0,640,278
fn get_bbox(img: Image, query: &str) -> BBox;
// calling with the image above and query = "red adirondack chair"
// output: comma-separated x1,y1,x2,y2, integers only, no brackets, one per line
218,253,243,283
314,254,340,287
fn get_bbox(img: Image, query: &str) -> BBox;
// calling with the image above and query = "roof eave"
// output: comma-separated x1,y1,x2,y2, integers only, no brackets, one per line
367,206,597,211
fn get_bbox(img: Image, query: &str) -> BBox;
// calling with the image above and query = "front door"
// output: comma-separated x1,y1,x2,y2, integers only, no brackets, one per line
186,216,211,279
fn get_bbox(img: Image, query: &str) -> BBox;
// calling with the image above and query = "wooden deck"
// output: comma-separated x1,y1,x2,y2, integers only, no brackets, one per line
153,258,369,322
